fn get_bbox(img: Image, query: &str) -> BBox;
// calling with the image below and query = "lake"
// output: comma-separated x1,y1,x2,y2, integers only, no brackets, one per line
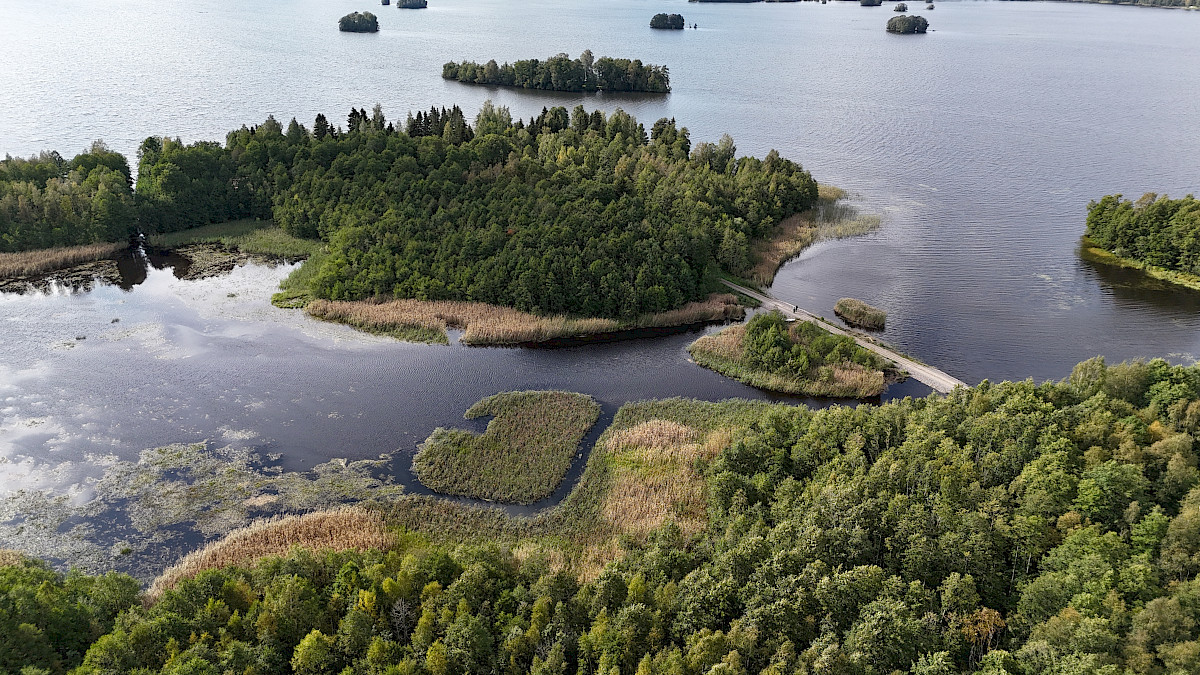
2,0,1199,576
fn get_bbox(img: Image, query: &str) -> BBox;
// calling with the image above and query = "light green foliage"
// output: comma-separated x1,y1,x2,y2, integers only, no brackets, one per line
412,391,601,503
147,219,319,259
0,143,135,252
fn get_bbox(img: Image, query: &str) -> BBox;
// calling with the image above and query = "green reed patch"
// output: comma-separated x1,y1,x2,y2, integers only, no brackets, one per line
834,297,887,330
412,391,601,504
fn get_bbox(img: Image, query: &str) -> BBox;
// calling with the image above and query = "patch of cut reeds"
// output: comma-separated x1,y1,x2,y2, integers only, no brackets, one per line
747,186,881,286
147,507,394,603
0,242,125,278
834,297,887,330
306,293,742,345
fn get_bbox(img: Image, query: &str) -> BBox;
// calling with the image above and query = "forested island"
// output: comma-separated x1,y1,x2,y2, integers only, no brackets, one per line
338,11,379,32
1084,193,1200,290
887,14,929,32
8,355,1200,673
442,51,670,93
396,0,428,7
650,13,686,29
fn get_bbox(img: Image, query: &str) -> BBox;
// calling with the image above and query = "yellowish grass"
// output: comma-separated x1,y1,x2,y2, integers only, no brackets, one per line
0,549,25,567
600,420,732,539
148,507,394,602
690,324,747,363
0,242,125,278
307,293,742,345
747,185,881,286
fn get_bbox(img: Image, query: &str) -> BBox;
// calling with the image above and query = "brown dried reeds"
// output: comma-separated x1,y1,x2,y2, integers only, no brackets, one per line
147,507,394,602
0,549,24,567
307,293,742,345
747,185,881,286
0,242,125,278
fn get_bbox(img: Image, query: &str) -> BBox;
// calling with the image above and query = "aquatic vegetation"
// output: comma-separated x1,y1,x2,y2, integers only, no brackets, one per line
688,310,890,397
148,218,320,259
0,241,125,279
148,506,395,601
746,184,881,286
834,296,887,329
303,293,742,345
412,391,600,503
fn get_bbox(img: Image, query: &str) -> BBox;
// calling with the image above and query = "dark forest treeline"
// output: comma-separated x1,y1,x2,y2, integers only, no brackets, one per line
0,104,816,319
1085,193,1200,276
8,356,1200,673
441,51,670,93
138,103,815,318
0,143,135,252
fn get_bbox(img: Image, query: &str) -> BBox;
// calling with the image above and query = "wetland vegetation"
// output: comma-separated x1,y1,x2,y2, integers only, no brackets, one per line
834,297,887,330
411,391,601,503
688,310,892,397
10,357,1200,674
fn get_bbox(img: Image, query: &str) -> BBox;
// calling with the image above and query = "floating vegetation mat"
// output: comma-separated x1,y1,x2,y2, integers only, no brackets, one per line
0,440,404,581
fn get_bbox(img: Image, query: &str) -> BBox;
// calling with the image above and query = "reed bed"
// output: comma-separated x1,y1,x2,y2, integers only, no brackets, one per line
0,242,125,278
747,185,882,286
147,507,394,602
834,297,887,330
412,391,600,503
306,293,742,345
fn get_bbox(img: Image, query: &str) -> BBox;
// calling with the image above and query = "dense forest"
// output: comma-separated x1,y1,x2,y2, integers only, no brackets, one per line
6,356,1200,673
135,104,814,318
1085,194,1200,277
0,143,135,252
338,12,379,32
442,52,670,93
650,14,686,29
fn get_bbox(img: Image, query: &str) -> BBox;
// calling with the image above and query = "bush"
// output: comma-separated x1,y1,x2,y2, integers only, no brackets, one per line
338,11,379,32
887,14,929,33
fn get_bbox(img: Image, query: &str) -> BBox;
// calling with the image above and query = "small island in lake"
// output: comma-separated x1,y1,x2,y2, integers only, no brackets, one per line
688,310,894,398
396,0,428,8
338,11,379,32
650,13,686,29
834,297,887,330
887,14,929,33
894,2,908,10
1082,193,1200,291
861,0,884,6
443,51,670,93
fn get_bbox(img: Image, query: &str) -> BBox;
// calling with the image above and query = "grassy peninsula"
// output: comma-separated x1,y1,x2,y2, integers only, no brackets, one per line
1084,193,1200,290
411,391,601,503
689,309,892,397
10,356,1200,674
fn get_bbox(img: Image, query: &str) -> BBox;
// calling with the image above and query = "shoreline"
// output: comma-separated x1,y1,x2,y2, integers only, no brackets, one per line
1079,236,1200,292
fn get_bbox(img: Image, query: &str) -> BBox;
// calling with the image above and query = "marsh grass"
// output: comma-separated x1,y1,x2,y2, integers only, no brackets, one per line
747,185,882,286
689,323,886,397
305,293,743,345
834,297,887,330
0,549,24,567
148,219,320,259
148,507,394,602
0,242,126,278
412,391,601,503
1080,237,1200,292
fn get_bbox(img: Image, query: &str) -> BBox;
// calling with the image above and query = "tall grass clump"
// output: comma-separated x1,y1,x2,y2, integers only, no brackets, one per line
0,241,125,278
148,219,319,258
412,391,601,503
303,293,742,345
834,297,887,330
747,185,882,286
147,507,394,602
688,310,890,398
